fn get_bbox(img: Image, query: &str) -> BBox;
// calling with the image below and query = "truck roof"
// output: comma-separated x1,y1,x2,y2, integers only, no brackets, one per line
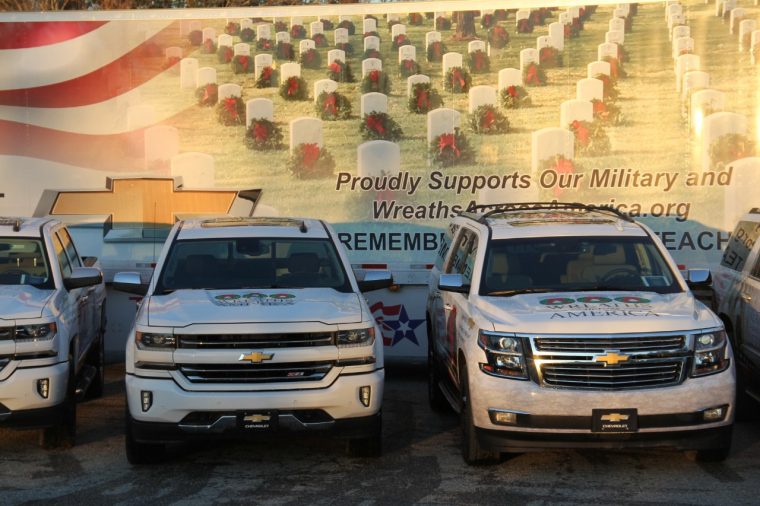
0,216,56,238
175,217,330,240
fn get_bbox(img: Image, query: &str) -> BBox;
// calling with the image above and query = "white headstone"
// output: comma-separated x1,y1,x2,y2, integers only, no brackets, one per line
724,157,760,229
313,79,338,103
246,98,274,125
520,48,540,70
361,92,388,116
276,31,290,44
144,126,179,170
549,22,565,51
196,66,217,87
255,54,274,79
718,0,737,18
702,112,747,170
165,46,182,60
364,35,380,52
531,127,574,174
338,15,352,23
442,52,463,74
516,10,531,23
669,13,686,30
392,24,407,39
280,62,301,81
675,53,700,92
217,34,233,48
667,3,683,23
363,18,377,33
334,27,349,45
576,77,604,102
234,43,250,56
427,108,461,144
730,7,746,34
558,12,570,26
612,7,627,19
310,21,324,38
681,70,710,102
425,31,442,49
691,89,726,133
468,40,486,54
618,3,631,17
289,117,323,153
498,68,523,89
587,60,611,78
202,27,216,43
357,141,401,178
217,83,242,102
672,36,695,59
180,58,199,89
171,152,215,188
671,24,690,42
468,85,497,113
398,45,416,63
387,13,401,24
753,30,760,53
739,20,757,50
407,74,431,97
327,49,346,65
560,99,594,127
597,42,619,61
257,24,273,41
606,30,625,45
536,35,552,51
362,58,383,77
240,19,253,31
568,6,581,19
299,39,316,54
290,17,303,27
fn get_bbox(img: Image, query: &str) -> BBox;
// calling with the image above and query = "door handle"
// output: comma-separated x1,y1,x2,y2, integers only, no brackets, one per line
741,293,752,302
79,295,89,303
444,303,453,311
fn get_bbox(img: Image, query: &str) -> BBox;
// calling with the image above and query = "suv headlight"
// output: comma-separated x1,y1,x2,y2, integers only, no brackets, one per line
14,323,56,342
691,329,729,377
478,331,528,380
336,328,375,348
136,331,176,350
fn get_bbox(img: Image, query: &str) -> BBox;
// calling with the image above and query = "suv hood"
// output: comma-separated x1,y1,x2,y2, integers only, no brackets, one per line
0,285,54,320
147,288,363,327
475,291,719,334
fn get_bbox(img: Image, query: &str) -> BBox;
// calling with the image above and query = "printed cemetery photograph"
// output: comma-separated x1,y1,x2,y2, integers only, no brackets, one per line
1,1,758,266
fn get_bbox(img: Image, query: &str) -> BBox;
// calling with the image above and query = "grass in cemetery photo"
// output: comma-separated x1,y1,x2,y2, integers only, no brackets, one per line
140,1,759,234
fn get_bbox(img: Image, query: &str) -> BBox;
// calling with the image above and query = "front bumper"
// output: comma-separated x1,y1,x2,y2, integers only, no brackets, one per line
0,361,69,413
126,368,384,441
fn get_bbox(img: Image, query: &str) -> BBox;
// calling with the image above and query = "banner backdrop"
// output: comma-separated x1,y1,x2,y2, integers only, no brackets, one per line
0,1,757,274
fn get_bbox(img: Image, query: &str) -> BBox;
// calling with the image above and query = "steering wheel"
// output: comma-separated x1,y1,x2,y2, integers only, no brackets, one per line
600,268,639,284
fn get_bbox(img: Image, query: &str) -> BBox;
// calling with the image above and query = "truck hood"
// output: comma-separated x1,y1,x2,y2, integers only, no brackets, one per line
147,288,364,327
475,291,719,334
0,285,54,321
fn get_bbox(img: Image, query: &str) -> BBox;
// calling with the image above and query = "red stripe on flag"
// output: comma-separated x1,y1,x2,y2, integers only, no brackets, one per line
0,21,107,50
0,22,180,108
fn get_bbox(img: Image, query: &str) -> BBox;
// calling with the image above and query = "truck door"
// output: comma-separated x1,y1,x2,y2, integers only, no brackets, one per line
441,227,479,386
51,232,88,366
57,228,95,363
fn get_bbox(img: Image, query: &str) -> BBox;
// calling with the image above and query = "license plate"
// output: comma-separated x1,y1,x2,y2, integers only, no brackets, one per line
592,409,638,433
238,411,277,431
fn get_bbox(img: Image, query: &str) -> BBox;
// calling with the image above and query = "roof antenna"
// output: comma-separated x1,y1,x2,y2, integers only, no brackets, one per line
13,219,21,232
299,220,307,233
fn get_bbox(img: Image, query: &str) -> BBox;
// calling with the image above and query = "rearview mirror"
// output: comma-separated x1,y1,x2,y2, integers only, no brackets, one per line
357,270,393,292
438,273,470,294
64,267,103,290
112,271,148,296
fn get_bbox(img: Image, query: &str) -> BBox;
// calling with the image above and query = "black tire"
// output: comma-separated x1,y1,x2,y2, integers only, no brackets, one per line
428,323,450,412
346,412,382,458
125,410,166,465
460,365,499,465
40,356,76,449
85,309,106,400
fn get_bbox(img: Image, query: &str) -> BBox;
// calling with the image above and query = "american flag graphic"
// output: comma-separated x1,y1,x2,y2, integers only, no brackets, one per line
370,300,423,347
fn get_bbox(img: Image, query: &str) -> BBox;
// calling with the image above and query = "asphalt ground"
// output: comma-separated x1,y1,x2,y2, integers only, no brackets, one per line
1,363,759,505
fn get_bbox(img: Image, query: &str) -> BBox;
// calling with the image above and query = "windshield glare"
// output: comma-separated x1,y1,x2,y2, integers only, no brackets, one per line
479,236,681,295
0,239,52,288
156,238,350,292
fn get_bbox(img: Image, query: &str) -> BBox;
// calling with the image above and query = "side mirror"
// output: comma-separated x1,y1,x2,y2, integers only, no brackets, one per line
112,271,149,296
685,268,712,289
64,267,103,290
357,270,393,292
438,273,470,294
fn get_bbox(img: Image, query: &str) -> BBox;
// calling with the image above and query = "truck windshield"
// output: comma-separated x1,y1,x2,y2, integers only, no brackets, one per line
0,238,53,289
479,236,681,296
155,237,351,292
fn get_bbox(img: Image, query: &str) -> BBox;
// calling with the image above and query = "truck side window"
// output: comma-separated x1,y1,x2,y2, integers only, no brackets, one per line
447,229,478,285
52,234,72,279
435,223,459,271
751,255,760,280
57,229,82,268
720,221,760,272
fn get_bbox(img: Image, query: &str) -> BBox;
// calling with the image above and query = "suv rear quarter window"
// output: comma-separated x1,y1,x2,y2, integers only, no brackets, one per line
721,220,760,272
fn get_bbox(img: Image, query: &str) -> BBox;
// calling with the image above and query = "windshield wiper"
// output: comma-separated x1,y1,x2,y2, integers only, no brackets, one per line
485,287,557,297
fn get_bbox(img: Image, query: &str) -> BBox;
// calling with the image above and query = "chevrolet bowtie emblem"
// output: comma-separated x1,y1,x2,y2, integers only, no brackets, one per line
601,413,630,422
594,351,630,366
244,414,270,423
238,351,274,364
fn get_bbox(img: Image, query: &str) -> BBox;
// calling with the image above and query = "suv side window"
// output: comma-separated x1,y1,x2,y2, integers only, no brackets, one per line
750,254,760,280
721,220,760,272
446,228,478,285
57,228,82,268
435,223,460,271
52,233,72,278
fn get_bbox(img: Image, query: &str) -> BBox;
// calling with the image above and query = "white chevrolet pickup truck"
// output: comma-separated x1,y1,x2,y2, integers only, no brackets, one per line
427,203,735,464
0,217,106,447
114,217,391,464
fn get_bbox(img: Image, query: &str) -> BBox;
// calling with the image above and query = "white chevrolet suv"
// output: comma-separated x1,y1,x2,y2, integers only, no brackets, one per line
427,203,735,464
114,217,390,464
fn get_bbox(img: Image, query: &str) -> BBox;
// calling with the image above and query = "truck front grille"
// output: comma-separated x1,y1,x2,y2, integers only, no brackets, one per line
179,361,333,383
528,332,690,390
177,332,334,349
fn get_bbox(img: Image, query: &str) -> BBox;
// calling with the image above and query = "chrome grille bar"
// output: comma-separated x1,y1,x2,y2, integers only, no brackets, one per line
179,361,333,383
534,335,685,353
177,332,334,349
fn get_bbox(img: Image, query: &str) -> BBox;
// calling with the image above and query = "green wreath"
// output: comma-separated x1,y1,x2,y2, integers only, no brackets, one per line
288,143,336,179
468,105,510,134
246,118,284,151
429,128,474,167
361,70,391,94
360,112,404,141
216,96,245,126
443,66,472,93
279,76,309,101
408,82,443,114
316,91,352,120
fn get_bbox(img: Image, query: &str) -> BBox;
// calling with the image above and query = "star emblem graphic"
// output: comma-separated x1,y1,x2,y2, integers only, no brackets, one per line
385,306,424,346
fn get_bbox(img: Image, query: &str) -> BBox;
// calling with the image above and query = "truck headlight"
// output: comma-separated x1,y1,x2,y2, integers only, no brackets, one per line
135,331,176,350
15,323,56,342
478,331,528,380
336,328,375,348
691,330,729,377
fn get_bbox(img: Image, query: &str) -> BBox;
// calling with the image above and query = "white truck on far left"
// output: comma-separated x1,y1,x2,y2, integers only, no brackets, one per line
0,217,106,447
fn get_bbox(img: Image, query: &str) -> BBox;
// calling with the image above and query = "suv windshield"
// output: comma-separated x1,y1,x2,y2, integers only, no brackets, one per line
0,238,53,289
155,237,351,292
479,236,681,296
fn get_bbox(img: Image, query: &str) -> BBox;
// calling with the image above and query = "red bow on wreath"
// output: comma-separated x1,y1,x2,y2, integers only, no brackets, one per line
261,66,273,81
222,47,233,62
203,39,214,52
253,122,269,141
570,120,590,146
403,60,415,71
369,70,380,83
555,157,574,174
223,97,239,120
481,109,495,129
452,69,465,88
287,77,299,95
366,115,385,134
302,143,320,168
323,93,337,115
593,100,607,117
474,52,485,70
202,84,215,103
416,89,429,109
525,64,539,85
329,62,341,74
237,56,249,71
438,133,460,157
507,85,518,98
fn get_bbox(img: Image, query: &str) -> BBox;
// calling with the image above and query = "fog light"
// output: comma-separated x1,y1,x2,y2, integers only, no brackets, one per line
37,378,50,399
359,386,371,407
141,391,153,412
703,406,726,421
488,409,519,426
